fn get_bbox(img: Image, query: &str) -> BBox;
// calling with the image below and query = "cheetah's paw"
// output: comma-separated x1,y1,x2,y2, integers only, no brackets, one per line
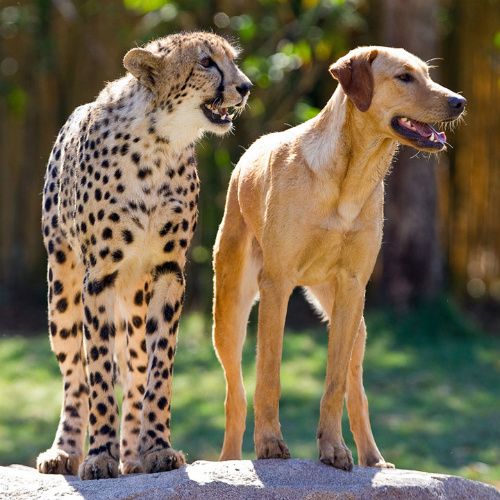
37,448,82,475
78,453,119,480
141,447,185,473
120,460,144,475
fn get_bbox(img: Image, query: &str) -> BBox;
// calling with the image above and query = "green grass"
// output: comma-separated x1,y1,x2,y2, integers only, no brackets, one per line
0,299,499,486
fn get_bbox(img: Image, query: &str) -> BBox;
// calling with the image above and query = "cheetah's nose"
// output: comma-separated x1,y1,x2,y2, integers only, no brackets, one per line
236,82,252,97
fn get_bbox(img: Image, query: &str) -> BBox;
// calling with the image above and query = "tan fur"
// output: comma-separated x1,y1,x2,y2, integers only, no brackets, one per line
212,46,465,470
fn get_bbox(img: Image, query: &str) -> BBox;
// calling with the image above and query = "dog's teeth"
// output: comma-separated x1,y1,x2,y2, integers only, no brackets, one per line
430,132,435,141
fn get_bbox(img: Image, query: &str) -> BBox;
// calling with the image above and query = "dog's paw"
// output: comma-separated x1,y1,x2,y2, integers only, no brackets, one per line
368,459,395,468
37,448,82,475
119,460,144,475
78,453,119,480
141,447,185,473
359,451,395,468
255,435,291,460
319,440,353,471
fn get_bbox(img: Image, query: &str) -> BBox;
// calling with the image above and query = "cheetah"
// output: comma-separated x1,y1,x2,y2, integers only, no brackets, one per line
37,32,251,480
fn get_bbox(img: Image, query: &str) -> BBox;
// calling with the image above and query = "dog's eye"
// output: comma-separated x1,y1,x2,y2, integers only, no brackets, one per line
396,73,414,83
200,56,214,68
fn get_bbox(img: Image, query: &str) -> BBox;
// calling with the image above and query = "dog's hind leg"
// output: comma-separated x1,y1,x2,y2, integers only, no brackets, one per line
213,180,259,461
305,285,393,468
346,318,394,468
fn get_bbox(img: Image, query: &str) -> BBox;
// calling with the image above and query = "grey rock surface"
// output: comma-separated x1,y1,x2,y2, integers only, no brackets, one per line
1,459,498,499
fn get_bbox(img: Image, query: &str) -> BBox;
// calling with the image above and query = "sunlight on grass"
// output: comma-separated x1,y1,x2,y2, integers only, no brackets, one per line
0,301,498,486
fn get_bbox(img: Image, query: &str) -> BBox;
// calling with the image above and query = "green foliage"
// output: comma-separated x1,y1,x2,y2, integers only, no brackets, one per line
1,302,498,485
494,30,500,48
6,86,27,117
123,0,171,14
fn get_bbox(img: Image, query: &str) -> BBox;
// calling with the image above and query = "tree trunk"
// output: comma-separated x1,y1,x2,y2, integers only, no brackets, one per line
378,0,443,308
448,0,500,303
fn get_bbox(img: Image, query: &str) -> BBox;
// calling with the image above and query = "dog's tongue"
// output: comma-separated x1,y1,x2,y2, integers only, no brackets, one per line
414,120,447,143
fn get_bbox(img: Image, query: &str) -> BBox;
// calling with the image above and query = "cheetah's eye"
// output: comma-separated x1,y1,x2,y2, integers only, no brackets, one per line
200,56,214,68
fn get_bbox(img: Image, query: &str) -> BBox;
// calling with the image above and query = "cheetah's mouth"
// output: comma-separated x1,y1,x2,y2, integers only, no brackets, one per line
202,102,239,126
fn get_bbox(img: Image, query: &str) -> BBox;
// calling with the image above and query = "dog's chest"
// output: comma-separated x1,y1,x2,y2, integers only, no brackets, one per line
288,201,382,286
293,228,344,284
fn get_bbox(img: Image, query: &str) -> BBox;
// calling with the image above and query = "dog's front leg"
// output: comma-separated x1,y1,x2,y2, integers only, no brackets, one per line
317,270,365,471
254,273,293,460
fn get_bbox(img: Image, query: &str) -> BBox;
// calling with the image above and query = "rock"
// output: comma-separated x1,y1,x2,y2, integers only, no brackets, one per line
1,459,498,499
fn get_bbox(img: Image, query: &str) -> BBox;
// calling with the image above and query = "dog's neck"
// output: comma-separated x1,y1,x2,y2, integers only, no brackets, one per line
302,87,398,229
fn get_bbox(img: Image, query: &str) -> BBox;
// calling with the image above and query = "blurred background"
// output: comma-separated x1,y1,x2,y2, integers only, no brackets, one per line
0,0,499,486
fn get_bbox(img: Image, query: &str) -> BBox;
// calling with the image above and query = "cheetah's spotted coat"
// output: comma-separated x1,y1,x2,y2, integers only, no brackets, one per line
37,32,251,480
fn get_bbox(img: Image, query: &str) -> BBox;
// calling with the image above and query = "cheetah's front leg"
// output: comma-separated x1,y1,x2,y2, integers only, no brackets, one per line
78,271,120,480
138,262,186,473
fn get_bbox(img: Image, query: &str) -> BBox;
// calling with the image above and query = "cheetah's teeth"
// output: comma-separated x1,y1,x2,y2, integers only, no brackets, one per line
203,103,234,122
205,104,222,115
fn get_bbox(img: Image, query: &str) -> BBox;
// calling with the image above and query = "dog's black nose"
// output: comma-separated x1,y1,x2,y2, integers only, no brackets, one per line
448,95,467,113
236,82,252,97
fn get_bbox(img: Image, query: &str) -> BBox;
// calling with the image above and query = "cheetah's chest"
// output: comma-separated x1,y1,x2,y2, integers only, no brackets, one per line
67,140,200,270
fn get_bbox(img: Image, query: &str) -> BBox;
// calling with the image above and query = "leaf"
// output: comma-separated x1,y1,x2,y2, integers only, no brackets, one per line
7,85,27,117
123,0,170,14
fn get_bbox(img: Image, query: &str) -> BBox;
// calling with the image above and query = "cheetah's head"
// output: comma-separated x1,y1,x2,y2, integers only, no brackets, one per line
123,32,252,137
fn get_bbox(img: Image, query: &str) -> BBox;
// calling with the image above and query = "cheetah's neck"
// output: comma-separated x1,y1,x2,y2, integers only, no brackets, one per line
96,75,205,154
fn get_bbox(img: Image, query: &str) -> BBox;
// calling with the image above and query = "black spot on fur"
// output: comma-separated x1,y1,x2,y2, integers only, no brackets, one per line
152,261,183,282
122,230,134,244
56,298,68,313
134,290,144,306
87,271,118,296
146,318,158,334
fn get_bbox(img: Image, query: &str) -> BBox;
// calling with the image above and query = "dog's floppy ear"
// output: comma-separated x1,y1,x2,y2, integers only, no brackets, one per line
123,48,161,91
329,49,378,112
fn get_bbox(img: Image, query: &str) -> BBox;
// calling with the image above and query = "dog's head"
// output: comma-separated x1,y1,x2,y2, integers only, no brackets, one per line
329,46,466,152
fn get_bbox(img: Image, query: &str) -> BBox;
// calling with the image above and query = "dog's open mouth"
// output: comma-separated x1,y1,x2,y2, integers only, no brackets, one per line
202,102,240,125
391,116,447,150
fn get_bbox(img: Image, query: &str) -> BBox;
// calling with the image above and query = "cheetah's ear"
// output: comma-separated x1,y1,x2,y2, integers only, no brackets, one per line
123,48,161,91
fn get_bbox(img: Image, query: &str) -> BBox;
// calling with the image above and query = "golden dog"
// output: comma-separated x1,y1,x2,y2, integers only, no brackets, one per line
212,46,466,470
